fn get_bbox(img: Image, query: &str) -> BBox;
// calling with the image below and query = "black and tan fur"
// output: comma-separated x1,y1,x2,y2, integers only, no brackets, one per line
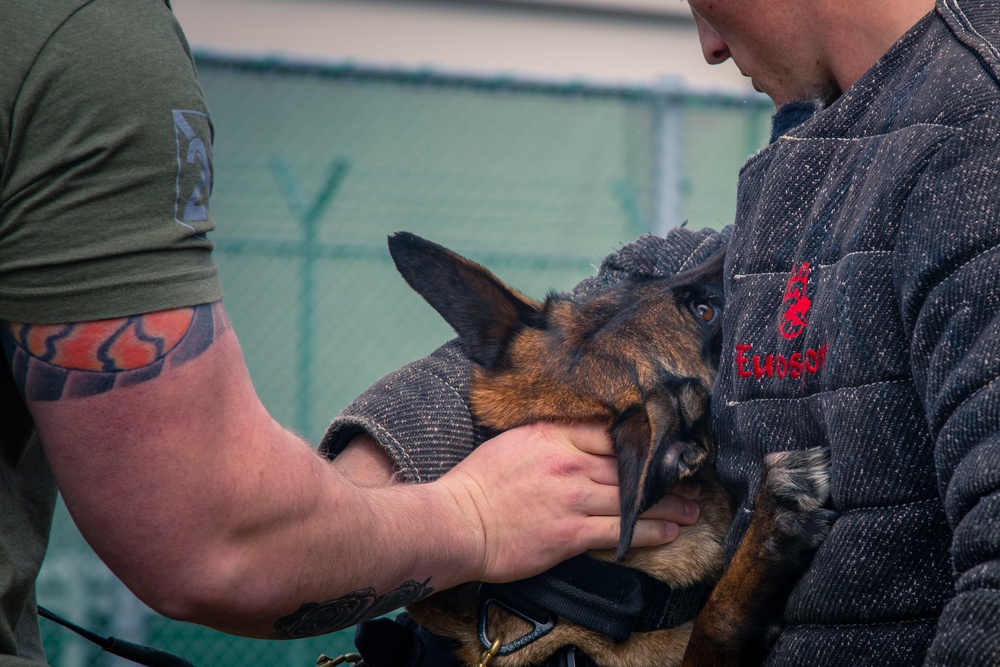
388,232,833,667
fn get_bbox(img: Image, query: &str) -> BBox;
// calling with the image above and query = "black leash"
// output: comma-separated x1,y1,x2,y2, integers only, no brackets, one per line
38,605,196,667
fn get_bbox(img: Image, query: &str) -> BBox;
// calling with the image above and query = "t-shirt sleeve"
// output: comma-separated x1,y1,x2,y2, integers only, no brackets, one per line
0,0,223,324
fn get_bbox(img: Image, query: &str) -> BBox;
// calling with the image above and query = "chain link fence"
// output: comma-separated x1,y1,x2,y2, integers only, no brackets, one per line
38,53,772,666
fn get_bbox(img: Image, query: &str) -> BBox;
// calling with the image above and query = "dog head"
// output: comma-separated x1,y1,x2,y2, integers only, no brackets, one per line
388,232,725,562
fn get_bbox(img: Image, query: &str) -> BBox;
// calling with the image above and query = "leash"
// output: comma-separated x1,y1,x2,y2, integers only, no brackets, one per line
38,605,196,667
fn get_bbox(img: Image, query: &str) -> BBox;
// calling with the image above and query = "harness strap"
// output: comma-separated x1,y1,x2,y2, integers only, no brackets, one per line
353,556,709,667
482,555,710,643
355,614,464,667
354,615,598,667
547,646,597,667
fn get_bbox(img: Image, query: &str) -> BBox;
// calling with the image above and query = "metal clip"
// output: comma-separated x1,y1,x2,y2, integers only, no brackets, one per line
476,638,502,667
315,653,363,667
478,593,556,656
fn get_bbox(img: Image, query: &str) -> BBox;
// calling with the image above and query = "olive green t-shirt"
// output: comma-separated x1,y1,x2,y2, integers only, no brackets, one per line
0,0,223,663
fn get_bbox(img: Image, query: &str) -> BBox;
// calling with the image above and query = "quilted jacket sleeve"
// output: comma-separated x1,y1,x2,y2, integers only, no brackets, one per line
897,107,1000,666
320,226,731,483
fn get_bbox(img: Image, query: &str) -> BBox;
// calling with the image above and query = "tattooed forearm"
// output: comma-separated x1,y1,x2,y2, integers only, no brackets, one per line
272,578,434,639
0,302,229,401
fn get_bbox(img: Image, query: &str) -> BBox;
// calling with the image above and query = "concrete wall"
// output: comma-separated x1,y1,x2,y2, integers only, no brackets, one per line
170,0,752,92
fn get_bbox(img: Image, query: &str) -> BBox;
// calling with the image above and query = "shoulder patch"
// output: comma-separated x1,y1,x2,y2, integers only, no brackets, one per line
172,109,213,232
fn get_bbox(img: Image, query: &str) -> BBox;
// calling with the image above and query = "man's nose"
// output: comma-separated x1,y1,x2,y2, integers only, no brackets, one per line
693,14,732,65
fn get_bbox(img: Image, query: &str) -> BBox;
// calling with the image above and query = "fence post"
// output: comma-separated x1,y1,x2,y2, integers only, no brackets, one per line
270,156,351,438
651,76,685,236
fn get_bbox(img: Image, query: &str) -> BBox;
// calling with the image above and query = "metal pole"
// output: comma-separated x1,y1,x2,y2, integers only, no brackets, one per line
270,156,350,438
651,76,685,236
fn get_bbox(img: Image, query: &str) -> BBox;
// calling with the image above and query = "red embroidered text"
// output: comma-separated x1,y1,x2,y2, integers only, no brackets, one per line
735,343,829,380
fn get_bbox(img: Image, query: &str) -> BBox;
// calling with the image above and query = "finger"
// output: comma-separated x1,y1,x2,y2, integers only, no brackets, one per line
630,518,682,548
558,422,615,457
584,516,682,551
585,455,619,487
639,493,700,526
575,482,626,517
671,479,702,501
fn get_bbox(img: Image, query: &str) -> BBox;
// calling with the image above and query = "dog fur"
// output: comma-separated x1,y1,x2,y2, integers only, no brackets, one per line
387,232,833,667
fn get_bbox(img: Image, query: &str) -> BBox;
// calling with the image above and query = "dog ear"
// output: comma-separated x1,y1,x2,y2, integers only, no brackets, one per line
388,232,544,368
610,384,709,562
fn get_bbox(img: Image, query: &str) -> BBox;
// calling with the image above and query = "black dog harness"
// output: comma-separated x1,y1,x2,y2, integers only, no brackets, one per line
352,555,711,667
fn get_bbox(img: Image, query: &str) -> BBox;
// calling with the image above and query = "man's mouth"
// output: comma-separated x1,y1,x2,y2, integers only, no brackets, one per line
740,69,761,92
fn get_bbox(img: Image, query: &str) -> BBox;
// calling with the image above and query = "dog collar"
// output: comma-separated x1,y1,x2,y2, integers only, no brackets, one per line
478,554,711,650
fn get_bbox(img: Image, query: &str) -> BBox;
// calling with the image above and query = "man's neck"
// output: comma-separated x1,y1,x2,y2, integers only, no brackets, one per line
821,0,937,93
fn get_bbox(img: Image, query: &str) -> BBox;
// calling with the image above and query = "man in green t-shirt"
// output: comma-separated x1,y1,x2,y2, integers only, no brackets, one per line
0,1,697,663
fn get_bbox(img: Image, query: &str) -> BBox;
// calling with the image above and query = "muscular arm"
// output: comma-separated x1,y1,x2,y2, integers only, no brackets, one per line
3,302,685,638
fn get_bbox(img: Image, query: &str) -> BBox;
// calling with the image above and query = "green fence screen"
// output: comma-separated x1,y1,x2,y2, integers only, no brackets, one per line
37,53,771,667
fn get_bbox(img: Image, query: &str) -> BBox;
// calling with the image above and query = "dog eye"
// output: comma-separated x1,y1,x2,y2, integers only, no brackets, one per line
693,303,717,323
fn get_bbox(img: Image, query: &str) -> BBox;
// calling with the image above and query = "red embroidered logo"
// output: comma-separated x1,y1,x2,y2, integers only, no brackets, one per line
734,261,828,382
779,262,811,339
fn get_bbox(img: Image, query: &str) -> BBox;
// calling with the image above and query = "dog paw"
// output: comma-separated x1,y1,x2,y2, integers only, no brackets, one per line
758,447,836,551
762,447,830,511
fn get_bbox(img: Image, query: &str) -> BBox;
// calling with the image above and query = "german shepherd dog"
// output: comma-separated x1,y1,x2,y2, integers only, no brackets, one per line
386,232,834,667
